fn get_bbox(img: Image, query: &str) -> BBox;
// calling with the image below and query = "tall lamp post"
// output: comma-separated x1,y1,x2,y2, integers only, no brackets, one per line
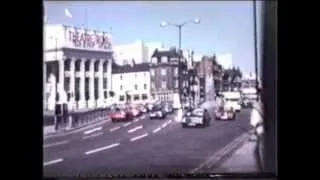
160,18,200,109
253,0,259,101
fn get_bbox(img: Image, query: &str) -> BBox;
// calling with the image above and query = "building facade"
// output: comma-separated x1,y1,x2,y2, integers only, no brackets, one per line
112,62,151,104
44,24,113,111
195,56,215,101
113,40,149,65
150,48,188,108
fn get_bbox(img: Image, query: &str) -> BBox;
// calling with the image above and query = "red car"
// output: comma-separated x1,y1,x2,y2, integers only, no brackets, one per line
111,108,134,122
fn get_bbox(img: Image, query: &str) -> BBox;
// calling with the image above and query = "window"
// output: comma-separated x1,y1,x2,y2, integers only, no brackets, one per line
150,69,155,76
161,56,168,63
174,67,178,76
120,85,123,90
162,81,167,89
134,84,138,90
142,94,148,100
134,94,140,100
119,95,125,101
144,83,147,90
161,68,166,75
120,75,123,80
103,78,107,89
104,91,107,99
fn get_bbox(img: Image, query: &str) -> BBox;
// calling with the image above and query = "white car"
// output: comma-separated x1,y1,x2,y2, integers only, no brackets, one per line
225,98,241,112
181,108,211,127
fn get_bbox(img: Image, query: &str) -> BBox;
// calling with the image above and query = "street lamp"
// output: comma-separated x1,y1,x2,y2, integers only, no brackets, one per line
160,18,200,109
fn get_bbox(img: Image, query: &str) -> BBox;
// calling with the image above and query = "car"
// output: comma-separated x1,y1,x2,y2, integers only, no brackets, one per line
149,104,167,119
214,106,236,120
222,91,242,112
162,102,174,114
181,108,211,127
110,108,134,122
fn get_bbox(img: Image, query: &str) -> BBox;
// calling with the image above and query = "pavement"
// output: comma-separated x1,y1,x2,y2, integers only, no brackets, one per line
43,102,252,177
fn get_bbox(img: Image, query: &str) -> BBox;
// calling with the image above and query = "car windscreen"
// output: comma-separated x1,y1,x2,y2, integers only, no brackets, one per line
225,98,239,102
152,105,162,111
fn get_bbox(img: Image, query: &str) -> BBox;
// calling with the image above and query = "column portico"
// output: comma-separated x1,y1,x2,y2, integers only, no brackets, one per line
68,57,76,110
87,58,96,109
97,59,104,108
78,58,87,109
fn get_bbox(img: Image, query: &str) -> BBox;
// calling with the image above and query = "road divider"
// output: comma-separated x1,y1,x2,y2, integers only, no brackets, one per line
152,127,162,133
84,143,120,155
43,158,63,166
130,133,148,142
123,122,132,127
82,132,104,140
128,125,143,133
83,126,102,135
43,140,69,148
110,126,120,132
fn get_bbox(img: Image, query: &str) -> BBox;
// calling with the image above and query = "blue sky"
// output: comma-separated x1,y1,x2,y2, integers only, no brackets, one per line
44,1,262,73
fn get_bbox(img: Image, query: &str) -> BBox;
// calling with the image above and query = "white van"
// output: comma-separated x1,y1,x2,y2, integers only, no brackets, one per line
222,91,242,112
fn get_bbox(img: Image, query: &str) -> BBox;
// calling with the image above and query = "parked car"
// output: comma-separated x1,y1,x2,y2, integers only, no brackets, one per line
111,108,134,122
129,105,141,117
181,108,211,127
149,104,167,119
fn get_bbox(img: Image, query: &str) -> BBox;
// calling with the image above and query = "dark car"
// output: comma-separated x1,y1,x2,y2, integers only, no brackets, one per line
110,108,134,122
149,104,167,119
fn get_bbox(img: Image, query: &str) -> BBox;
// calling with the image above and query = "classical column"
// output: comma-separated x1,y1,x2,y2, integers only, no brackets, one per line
57,58,67,104
87,59,96,109
78,58,86,109
97,59,104,107
68,57,76,110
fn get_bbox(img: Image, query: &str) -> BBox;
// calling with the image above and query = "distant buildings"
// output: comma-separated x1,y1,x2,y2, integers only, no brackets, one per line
111,62,151,104
216,53,233,69
195,56,215,101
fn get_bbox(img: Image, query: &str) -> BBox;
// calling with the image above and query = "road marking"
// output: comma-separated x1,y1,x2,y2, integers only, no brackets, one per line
84,143,120,155
128,125,143,133
43,158,63,166
168,120,172,124
123,122,132,127
106,119,111,122
110,126,120,132
153,127,162,133
83,126,102,135
43,140,69,148
162,122,168,128
189,133,249,173
133,119,140,122
130,133,148,142
82,132,104,140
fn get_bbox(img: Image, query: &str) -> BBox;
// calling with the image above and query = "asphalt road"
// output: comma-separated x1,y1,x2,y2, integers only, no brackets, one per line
43,107,252,177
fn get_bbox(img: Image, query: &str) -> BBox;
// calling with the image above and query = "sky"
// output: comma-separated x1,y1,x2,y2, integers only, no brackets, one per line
44,1,263,74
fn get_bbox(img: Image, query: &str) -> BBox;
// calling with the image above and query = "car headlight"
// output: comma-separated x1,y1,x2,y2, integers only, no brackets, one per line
186,112,191,116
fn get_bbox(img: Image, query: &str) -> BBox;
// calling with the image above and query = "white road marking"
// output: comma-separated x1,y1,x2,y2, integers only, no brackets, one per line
110,126,120,132
128,125,143,133
168,120,172,124
82,132,104,140
123,122,132,127
162,122,168,128
83,126,102,135
84,143,120,155
153,127,162,133
106,119,111,122
130,133,149,142
133,119,140,122
43,140,69,148
43,158,63,166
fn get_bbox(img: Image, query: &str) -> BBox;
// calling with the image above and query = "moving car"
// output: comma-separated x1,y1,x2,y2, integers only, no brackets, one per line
111,108,134,122
214,106,236,120
181,108,211,127
222,91,242,112
149,104,167,119
162,102,174,114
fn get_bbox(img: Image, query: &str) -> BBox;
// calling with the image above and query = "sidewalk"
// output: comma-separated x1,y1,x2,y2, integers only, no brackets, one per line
213,139,259,173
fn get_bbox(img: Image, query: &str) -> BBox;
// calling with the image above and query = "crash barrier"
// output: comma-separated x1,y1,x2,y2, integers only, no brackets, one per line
44,107,111,131
68,107,110,129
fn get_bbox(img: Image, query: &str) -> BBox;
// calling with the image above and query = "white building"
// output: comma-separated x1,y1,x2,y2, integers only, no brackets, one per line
216,53,233,69
44,24,113,111
113,40,149,65
111,62,151,104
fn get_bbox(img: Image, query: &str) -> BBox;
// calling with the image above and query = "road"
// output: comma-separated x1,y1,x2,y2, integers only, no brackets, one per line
43,107,252,177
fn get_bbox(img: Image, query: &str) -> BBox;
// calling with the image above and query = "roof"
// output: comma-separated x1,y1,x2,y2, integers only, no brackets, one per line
112,62,150,74
151,48,183,58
